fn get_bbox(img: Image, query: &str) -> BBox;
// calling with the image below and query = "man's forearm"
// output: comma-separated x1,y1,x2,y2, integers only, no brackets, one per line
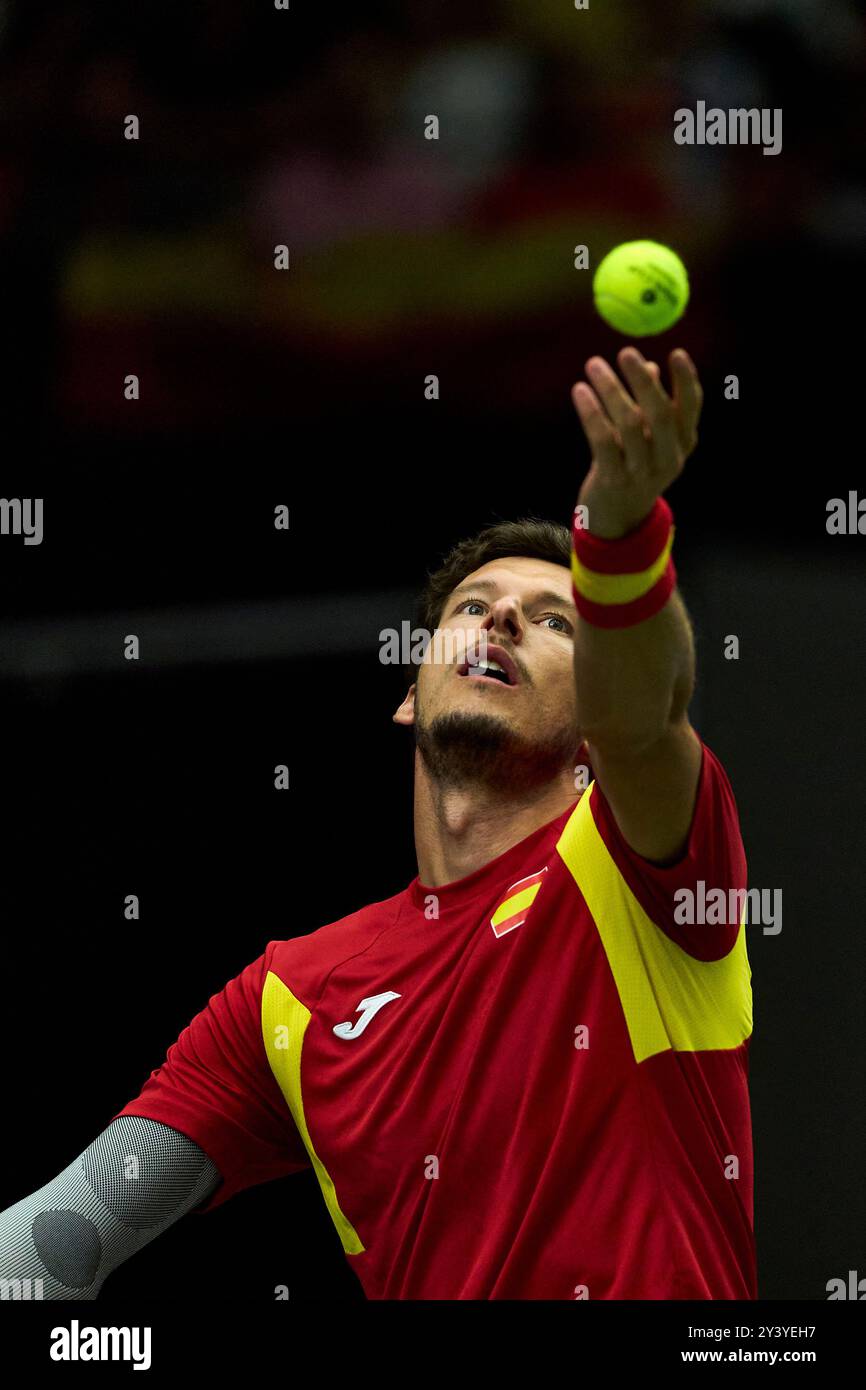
569,490,696,754
573,586,696,754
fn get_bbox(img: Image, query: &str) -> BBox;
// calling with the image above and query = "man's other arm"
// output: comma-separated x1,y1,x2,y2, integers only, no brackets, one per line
0,1116,220,1299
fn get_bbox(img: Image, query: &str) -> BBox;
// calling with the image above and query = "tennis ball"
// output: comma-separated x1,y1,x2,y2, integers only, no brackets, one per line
593,240,689,336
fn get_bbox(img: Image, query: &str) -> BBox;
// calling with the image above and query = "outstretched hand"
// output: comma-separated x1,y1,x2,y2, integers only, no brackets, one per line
571,346,703,539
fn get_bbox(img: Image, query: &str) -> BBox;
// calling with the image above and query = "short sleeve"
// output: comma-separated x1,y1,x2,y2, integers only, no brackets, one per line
587,737,748,960
111,941,311,1212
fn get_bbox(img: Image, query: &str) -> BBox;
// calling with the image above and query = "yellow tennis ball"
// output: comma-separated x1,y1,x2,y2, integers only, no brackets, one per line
593,240,689,336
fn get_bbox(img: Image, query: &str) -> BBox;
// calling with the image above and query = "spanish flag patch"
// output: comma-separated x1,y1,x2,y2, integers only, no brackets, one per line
490,867,548,938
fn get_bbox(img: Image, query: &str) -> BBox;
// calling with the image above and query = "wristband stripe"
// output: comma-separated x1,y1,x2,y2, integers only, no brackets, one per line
570,498,676,629
573,557,677,628
572,496,673,574
570,526,675,605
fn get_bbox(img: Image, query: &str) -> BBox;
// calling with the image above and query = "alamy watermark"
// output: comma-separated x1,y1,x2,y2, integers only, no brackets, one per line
379,623,490,668
674,880,782,935
0,497,43,545
0,1276,44,1299
50,1321,151,1370
826,492,866,534
674,101,782,156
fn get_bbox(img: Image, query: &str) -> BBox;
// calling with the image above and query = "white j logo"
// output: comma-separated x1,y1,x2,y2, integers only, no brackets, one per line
333,991,402,1040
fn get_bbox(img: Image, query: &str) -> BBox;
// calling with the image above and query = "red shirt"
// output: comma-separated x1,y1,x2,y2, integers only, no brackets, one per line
115,738,756,1299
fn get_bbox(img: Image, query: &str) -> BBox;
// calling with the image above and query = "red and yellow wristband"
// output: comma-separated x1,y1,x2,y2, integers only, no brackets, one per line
571,497,676,628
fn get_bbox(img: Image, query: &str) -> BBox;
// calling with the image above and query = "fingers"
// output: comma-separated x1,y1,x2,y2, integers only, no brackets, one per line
669,348,703,452
571,381,628,473
617,346,679,469
617,347,668,407
584,356,650,472
572,348,703,473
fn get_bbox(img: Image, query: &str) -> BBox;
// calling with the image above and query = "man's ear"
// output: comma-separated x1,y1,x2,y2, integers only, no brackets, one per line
393,683,416,726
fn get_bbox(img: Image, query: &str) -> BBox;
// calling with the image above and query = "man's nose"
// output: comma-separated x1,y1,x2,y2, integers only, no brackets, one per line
482,598,523,643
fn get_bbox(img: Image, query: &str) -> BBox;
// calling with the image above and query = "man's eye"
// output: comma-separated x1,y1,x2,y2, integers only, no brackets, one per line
456,598,487,616
540,613,572,633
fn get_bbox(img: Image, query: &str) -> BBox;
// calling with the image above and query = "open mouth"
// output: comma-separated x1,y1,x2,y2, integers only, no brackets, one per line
457,645,519,687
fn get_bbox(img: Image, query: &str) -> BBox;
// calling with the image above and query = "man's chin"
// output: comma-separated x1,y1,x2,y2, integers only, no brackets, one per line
415,708,575,795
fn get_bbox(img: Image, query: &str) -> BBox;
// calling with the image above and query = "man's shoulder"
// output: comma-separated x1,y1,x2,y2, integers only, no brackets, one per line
264,886,411,999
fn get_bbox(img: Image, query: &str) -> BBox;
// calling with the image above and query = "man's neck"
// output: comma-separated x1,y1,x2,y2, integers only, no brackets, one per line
413,749,580,888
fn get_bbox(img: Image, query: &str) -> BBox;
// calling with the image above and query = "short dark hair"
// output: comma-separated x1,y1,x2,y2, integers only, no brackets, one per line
406,516,571,683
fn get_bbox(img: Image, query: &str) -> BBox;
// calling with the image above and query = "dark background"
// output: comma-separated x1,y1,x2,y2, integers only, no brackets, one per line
1,0,864,1301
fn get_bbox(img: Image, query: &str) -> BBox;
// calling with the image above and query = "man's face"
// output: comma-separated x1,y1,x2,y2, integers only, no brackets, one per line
393,555,581,793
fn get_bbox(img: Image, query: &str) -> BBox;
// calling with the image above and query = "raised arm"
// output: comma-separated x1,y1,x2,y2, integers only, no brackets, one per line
569,346,704,865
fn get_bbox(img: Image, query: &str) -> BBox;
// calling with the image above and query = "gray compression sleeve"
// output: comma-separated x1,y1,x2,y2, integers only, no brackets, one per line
0,1116,221,1300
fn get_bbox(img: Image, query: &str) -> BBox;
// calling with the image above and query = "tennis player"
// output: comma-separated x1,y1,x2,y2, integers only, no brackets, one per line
0,345,755,1299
